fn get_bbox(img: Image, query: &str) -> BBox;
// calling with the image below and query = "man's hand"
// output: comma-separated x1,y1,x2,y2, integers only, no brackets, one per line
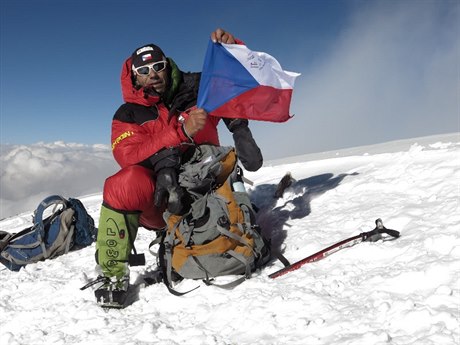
211,28,236,44
183,108,207,137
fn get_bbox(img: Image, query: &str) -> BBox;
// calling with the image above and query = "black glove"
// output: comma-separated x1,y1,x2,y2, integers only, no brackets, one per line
149,148,186,214
148,147,181,172
224,118,263,171
154,167,185,214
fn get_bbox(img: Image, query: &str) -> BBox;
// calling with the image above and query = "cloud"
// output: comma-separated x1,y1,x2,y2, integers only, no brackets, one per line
0,142,118,219
252,1,459,159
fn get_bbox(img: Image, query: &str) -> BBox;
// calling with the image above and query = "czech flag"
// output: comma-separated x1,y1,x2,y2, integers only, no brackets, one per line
197,40,301,122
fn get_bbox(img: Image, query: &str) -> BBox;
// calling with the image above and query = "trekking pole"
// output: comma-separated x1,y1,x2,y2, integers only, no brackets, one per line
269,218,400,279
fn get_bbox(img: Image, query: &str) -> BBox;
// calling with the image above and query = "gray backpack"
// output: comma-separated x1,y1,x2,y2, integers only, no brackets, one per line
157,145,271,291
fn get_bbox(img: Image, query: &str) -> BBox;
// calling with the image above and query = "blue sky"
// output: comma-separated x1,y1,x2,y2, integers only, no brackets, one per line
1,0,458,160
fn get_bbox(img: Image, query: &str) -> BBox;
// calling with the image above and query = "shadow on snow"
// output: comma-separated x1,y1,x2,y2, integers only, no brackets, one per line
250,172,359,255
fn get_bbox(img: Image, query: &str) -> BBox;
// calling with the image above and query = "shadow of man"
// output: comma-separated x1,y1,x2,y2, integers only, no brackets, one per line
250,172,358,255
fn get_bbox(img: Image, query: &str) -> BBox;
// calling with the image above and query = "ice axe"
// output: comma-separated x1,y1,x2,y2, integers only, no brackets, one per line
269,218,400,279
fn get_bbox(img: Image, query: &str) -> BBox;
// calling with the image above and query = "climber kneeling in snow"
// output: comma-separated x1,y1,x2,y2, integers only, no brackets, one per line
93,29,264,307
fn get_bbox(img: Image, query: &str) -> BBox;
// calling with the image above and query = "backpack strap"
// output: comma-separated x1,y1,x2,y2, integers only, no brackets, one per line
196,250,250,290
59,208,76,255
33,195,68,259
2,196,68,253
159,215,201,296
0,231,15,252
163,217,182,286
0,195,67,251
1,226,40,250
67,198,97,247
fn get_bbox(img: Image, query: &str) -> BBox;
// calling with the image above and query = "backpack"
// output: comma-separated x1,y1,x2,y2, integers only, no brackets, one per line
157,145,271,291
0,195,97,271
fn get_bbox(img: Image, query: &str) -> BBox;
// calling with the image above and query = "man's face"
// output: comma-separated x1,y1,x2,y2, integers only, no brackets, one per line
133,59,169,95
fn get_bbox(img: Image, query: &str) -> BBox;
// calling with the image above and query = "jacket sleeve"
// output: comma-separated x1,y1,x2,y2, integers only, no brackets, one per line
111,117,189,169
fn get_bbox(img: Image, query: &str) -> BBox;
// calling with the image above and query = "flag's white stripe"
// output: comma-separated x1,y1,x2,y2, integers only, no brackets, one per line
222,43,300,89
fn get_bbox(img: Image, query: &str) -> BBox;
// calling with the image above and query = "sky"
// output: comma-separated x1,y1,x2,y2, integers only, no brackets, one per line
1,0,458,160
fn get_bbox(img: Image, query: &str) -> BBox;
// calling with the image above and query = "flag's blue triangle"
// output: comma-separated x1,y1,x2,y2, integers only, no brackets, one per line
197,40,259,112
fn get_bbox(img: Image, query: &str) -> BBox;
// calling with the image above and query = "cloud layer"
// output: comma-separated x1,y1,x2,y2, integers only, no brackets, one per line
0,142,117,219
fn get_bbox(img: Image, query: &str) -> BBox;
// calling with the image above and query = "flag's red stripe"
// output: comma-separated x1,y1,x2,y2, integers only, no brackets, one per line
209,85,294,122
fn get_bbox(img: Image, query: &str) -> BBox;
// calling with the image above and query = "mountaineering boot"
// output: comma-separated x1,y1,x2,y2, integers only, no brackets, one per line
94,204,140,308
93,274,130,308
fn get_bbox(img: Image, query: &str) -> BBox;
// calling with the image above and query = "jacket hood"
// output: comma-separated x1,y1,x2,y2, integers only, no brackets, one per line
120,57,160,106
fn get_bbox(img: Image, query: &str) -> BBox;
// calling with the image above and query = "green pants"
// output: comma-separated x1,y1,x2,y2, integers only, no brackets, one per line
96,205,139,280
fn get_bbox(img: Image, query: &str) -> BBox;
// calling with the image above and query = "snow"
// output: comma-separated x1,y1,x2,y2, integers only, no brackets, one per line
0,133,459,345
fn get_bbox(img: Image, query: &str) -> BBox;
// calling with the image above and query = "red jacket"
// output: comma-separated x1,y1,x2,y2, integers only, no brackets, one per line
111,57,220,169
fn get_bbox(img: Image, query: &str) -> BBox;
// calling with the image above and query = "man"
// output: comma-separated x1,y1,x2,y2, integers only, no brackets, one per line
94,29,263,306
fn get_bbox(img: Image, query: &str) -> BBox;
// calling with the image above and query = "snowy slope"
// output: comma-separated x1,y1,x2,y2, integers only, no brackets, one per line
1,133,459,345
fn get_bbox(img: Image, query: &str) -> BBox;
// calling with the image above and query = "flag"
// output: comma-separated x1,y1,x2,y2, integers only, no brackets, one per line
197,40,300,122
142,54,152,62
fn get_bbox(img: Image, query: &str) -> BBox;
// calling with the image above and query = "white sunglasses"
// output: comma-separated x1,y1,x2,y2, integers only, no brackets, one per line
133,60,167,75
